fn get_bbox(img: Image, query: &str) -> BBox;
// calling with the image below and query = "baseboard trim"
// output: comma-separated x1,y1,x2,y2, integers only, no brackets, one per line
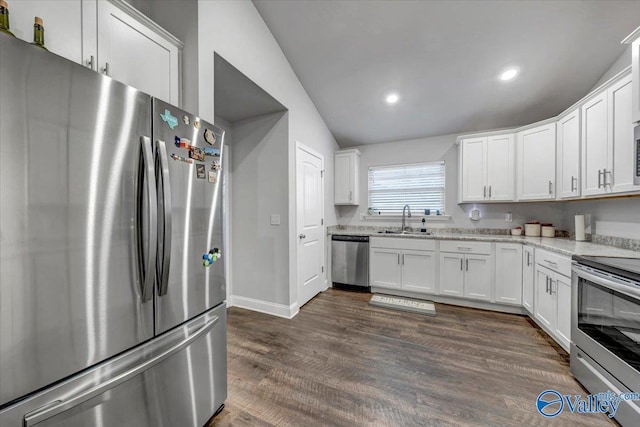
370,287,527,315
231,295,299,319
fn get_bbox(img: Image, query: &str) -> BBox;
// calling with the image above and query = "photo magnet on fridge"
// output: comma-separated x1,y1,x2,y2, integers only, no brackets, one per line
189,146,205,162
183,115,190,125
193,120,201,129
208,170,217,183
196,164,206,179
175,136,192,148
204,128,216,145
204,147,220,157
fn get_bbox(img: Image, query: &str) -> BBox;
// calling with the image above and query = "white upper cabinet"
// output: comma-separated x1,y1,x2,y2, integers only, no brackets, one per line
459,134,514,202
460,137,487,202
582,74,637,196
516,123,556,200
7,0,181,106
97,1,181,105
486,134,515,201
334,149,360,205
582,92,609,196
623,26,640,124
556,109,581,199
7,0,95,66
609,76,637,193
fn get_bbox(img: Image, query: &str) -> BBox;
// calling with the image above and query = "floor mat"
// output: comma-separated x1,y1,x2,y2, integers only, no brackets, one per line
369,294,436,316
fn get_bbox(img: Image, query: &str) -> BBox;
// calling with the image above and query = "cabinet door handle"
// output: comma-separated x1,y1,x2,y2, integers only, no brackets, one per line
101,62,110,76
460,258,463,271
466,259,469,271
401,254,404,265
545,276,550,293
598,170,602,188
548,181,553,194
483,185,487,198
549,279,555,295
349,190,352,202
488,185,492,198
526,252,530,267
603,169,611,187
398,254,400,265
571,176,577,192
86,55,94,71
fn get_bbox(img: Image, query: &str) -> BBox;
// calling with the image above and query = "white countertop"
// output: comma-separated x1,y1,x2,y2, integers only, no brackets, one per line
328,230,640,258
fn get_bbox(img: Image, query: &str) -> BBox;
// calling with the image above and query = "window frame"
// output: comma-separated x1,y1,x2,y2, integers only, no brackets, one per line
367,160,446,216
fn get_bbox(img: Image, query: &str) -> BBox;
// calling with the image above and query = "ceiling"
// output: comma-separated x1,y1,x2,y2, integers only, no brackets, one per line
253,0,640,146
214,53,286,123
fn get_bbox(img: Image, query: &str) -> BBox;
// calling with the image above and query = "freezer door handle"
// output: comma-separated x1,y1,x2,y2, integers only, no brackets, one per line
155,139,172,297
23,315,220,427
137,136,158,302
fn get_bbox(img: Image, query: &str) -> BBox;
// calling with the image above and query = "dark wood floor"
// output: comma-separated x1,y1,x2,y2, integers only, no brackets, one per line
210,289,614,426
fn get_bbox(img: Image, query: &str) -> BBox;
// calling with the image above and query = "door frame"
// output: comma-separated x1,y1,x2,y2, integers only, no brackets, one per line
295,141,326,309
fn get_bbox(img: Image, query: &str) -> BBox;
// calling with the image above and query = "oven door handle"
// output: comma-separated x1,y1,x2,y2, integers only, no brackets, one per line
573,265,640,300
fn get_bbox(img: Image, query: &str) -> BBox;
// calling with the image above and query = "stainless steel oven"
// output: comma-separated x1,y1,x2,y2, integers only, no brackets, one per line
571,256,640,426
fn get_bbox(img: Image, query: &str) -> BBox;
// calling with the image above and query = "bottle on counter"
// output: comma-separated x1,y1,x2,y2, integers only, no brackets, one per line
0,0,16,37
32,16,47,50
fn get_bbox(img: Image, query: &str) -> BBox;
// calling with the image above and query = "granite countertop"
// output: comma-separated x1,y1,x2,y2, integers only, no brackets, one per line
328,229,640,258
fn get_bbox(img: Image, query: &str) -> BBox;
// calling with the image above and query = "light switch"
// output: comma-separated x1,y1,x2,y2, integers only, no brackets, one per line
270,214,280,226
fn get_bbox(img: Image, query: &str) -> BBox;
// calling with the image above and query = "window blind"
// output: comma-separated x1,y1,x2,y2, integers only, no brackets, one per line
368,162,445,214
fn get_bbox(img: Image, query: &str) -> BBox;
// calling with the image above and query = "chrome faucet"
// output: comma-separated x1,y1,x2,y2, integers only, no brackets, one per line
401,204,412,233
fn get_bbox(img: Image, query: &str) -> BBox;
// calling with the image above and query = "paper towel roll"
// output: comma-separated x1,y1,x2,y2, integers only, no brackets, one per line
575,214,586,241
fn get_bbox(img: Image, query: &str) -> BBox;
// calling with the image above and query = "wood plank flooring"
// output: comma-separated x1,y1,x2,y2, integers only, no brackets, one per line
210,290,615,426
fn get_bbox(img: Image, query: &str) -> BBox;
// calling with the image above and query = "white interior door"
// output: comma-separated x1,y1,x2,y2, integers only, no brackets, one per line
296,143,325,308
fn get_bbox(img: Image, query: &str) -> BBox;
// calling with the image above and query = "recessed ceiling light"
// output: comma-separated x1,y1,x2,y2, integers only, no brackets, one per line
385,93,399,104
500,68,519,81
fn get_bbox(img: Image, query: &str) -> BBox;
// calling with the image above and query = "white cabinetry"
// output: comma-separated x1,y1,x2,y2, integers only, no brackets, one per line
582,75,637,196
439,241,493,302
516,123,556,200
8,0,181,105
494,243,523,306
334,149,360,205
556,109,581,199
370,238,436,294
533,249,571,352
459,134,514,202
522,246,535,313
8,0,95,66
623,26,640,124
97,0,181,105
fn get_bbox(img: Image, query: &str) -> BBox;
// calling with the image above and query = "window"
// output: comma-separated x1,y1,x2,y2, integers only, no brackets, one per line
368,162,445,214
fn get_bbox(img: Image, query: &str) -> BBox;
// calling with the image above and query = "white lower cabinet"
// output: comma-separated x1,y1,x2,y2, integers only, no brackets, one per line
494,243,523,305
522,246,535,313
402,250,437,294
533,250,572,352
439,251,492,302
370,238,436,294
370,248,402,289
439,253,464,297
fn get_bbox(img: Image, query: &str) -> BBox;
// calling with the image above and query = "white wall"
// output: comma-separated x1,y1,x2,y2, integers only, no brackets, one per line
338,134,567,230
198,0,340,308
230,112,290,306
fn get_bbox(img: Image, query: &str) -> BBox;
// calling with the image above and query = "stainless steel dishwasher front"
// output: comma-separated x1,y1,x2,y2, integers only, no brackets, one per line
331,235,369,290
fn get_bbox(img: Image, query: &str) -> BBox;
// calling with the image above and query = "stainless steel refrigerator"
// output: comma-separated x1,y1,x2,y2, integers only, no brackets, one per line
0,34,226,426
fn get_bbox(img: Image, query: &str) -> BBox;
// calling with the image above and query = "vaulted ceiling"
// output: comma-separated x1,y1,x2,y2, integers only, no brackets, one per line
253,0,640,146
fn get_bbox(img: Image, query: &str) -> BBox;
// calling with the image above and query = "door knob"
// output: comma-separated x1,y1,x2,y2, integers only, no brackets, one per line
299,234,306,239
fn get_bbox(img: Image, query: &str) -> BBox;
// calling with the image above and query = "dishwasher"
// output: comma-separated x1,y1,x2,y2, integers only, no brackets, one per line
331,235,370,291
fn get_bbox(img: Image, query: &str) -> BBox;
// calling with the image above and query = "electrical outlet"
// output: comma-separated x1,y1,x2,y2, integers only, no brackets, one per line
270,214,280,226
505,213,513,223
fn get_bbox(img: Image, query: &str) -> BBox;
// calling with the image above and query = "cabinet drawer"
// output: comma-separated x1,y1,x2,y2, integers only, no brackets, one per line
535,248,571,278
370,237,436,251
440,240,492,255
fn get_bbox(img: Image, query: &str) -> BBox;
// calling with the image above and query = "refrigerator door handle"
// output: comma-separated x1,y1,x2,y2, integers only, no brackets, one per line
23,315,220,427
156,139,172,297
138,136,158,302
